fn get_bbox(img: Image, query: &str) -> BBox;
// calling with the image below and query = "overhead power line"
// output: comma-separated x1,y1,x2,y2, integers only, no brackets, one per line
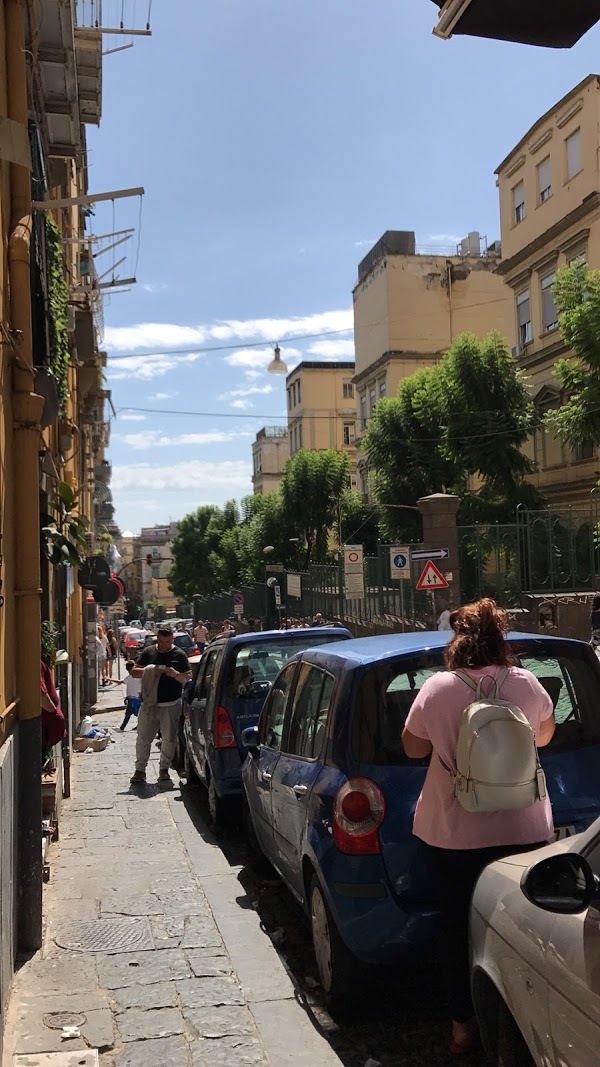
104,327,354,361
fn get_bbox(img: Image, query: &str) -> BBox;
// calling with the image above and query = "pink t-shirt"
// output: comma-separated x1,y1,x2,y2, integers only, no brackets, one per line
404,665,555,850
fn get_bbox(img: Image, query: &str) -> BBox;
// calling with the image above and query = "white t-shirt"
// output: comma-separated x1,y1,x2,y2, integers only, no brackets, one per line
194,624,208,643
437,609,452,632
125,675,142,699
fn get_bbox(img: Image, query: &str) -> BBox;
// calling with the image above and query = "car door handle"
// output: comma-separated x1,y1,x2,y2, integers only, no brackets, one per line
261,771,273,782
293,784,308,797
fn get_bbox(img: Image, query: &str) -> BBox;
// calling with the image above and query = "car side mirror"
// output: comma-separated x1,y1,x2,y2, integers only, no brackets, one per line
241,726,260,753
521,853,599,914
184,680,194,704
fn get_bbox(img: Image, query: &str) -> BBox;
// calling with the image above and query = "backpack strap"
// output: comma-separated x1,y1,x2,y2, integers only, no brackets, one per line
455,667,511,700
454,669,478,692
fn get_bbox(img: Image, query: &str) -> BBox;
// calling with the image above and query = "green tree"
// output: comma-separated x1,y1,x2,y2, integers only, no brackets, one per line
280,449,349,566
545,260,600,448
168,503,239,600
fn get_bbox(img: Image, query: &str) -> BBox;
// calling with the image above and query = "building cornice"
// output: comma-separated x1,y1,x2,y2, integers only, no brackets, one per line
352,349,442,386
496,193,600,277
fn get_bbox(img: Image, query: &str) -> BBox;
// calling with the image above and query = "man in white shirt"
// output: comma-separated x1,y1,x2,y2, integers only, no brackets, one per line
193,620,209,651
437,607,453,632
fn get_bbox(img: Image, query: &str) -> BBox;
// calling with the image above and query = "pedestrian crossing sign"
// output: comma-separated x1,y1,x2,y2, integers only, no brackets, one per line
415,560,449,591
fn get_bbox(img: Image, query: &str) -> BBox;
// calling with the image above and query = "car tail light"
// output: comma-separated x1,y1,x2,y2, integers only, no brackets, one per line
333,778,385,855
214,705,237,749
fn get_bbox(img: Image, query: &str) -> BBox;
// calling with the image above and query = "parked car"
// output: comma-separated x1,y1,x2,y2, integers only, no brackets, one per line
471,815,600,1066
178,627,352,825
241,631,600,1017
122,628,147,660
173,631,199,658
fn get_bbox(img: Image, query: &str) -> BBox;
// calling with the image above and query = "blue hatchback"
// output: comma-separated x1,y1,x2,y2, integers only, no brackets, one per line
179,627,351,824
241,631,600,1016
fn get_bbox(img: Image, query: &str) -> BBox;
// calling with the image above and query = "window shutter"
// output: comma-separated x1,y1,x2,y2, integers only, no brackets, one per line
541,275,558,330
566,129,581,178
517,292,530,327
537,158,551,198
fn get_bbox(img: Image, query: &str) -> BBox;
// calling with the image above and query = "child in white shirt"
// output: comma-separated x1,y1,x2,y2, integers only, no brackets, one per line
109,661,142,731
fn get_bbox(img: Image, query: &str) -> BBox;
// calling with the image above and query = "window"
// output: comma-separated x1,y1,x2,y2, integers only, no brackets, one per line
260,664,296,750
296,381,302,405
378,379,387,398
343,382,354,399
542,427,563,468
360,392,367,429
287,389,292,410
574,441,594,461
566,128,582,179
516,291,532,346
343,422,355,446
568,250,586,266
537,157,551,203
194,649,221,702
151,566,160,580
369,385,376,413
298,422,303,449
513,180,525,225
284,665,335,759
541,273,558,332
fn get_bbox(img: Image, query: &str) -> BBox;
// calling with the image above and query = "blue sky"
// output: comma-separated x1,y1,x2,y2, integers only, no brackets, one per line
88,0,600,534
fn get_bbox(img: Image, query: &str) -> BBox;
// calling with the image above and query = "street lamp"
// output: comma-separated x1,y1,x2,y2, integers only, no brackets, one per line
267,344,287,376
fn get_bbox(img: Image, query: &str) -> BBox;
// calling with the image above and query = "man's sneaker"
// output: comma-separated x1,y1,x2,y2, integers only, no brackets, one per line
158,770,171,784
130,770,146,784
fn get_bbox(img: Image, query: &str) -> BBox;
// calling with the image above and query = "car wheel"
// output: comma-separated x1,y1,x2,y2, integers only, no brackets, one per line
242,795,274,877
309,875,364,1021
496,999,535,1067
208,776,236,828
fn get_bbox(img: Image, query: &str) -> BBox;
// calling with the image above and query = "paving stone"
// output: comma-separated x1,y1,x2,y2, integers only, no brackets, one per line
177,976,244,1008
185,951,232,978
11,1006,113,1054
180,916,224,950
183,1005,257,1039
114,1035,191,1067
190,1034,269,1066
100,894,164,916
150,915,185,944
12,957,98,998
96,948,191,989
110,981,177,1012
115,1006,185,1042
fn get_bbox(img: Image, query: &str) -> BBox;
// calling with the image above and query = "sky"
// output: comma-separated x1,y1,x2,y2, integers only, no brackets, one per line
87,0,600,535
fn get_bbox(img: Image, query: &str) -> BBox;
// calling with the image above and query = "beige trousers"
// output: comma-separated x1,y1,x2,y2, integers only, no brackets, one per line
135,700,180,773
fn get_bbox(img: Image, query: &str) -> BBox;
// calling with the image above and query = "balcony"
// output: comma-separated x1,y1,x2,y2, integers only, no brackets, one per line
430,0,600,47
256,426,288,440
95,461,112,483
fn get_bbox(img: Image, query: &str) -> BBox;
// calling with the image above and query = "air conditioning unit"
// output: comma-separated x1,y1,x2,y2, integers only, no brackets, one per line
511,344,524,359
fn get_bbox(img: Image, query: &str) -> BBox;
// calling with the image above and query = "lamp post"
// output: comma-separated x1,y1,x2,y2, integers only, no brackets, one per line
267,344,287,376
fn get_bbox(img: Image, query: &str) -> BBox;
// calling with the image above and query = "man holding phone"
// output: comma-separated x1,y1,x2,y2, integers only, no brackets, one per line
130,625,192,785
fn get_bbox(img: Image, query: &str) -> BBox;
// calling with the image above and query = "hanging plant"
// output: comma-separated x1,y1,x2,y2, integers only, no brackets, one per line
41,481,89,568
45,216,70,412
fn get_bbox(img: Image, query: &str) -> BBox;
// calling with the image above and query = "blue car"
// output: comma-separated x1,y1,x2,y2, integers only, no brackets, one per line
241,631,600,1017
179,627,351,824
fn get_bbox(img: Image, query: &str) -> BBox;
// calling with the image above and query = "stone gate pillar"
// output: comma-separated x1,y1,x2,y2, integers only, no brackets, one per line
417,493,461,607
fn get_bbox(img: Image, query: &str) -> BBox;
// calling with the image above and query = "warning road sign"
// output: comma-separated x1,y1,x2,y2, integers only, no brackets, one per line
415,560,449,591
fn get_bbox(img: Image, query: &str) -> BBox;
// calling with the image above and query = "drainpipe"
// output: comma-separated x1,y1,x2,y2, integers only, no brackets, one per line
447,260,454,344
7,0,44,951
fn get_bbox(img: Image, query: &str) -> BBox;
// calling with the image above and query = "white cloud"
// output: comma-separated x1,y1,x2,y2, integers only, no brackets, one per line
354,239,374,249
106,352,203,381
141,282,169,293
122,430,236,451
244,369,264,380
147,392,178,401
308,339,355,359
425,233,462,246
221,384,274,402
112,460,251,494
103,309,354,353
119,412,147,422
230,399,253,410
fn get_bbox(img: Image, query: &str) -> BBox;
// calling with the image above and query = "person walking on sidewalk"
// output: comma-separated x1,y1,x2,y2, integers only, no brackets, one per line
130,624,191,785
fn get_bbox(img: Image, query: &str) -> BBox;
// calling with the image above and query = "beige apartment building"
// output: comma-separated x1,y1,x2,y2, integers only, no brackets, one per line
352,230,514,497
140,523,179,615
286,362,358,489
252,426,290,494
496,74,600,505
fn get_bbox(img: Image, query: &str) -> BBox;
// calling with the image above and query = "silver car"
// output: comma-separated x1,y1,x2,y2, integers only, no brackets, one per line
471,818,600,1066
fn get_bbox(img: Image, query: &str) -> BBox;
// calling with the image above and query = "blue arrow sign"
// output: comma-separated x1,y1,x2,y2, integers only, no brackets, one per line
410,548,449,562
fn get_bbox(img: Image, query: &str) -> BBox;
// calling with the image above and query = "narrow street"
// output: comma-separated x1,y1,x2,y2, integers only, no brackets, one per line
5,688,488,1067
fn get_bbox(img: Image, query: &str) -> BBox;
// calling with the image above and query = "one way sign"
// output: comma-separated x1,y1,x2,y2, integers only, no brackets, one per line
415,560,449,591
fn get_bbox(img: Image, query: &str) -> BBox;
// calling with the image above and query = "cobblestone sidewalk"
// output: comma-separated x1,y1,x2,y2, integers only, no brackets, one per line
5,695,341,1066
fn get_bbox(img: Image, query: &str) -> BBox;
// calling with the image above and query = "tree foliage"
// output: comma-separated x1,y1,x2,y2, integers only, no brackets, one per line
364,331,539,537
280,449,349,566
545,260,600,449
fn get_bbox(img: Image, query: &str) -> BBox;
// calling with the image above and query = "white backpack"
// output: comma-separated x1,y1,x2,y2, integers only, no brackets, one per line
439,668,547,813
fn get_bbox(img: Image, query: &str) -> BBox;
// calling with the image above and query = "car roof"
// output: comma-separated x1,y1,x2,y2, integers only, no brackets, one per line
297,630,589,667
210,626,349,648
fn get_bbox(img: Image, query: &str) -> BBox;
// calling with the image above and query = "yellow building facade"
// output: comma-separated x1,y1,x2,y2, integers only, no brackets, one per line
496,74,600,505
286,362,358,489
252,425,290,495
352,230,514,496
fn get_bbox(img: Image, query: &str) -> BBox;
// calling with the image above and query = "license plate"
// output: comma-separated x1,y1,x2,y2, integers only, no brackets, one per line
555,824,577,840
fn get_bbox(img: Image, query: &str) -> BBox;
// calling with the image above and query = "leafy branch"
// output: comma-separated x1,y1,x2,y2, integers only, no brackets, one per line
42,481,89,567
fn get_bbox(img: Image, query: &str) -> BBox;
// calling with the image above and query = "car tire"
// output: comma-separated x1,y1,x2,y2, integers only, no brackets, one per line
242,796,274,877
309,874,365,1021
496,999,535,1067
208,775,236,828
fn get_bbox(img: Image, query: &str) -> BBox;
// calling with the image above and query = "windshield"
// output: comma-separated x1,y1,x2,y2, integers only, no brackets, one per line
174,634,194,650
352,642,600,766
226,633,349,698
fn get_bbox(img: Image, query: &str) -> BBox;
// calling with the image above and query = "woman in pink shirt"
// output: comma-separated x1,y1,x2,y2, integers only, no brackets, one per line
402,598,555,1055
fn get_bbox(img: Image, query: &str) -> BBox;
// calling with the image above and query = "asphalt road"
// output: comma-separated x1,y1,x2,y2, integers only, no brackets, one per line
180,782,490,1067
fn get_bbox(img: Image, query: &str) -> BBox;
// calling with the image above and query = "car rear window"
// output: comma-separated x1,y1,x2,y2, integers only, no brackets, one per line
225,633,348,697
352,643,600,765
